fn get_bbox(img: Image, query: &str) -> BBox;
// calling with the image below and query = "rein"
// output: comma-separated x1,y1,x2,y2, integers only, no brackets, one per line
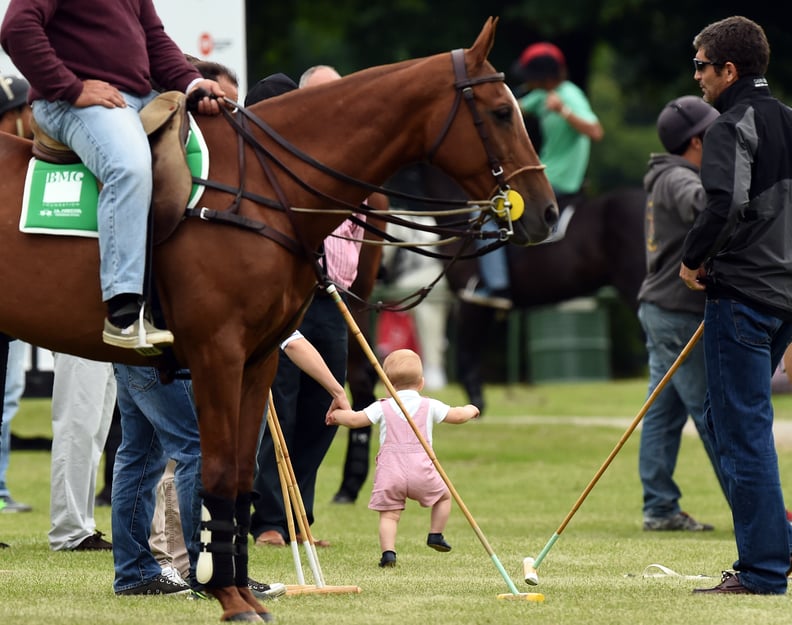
185,49,540,305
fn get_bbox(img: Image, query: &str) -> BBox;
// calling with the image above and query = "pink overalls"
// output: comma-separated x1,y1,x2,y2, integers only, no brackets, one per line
368,397,448,512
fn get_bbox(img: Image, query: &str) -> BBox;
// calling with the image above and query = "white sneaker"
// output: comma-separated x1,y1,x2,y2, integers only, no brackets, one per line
248,577,287,599
160,565,187,586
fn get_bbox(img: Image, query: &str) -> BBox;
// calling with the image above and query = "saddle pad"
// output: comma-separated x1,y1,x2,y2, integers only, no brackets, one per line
185,114,208,209
19,115,208,237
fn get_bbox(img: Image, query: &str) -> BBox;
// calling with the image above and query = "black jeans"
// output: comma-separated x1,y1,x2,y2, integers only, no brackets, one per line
251,295,349,539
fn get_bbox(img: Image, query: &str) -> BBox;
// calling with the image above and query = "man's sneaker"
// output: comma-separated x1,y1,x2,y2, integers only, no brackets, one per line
161,566,187,586
72,530,113,551
248,577,287,599
0,495,32,513
643,511,714,532
458,278,512,310
379,550,397,568
116,573,191,596
427,533,452,552
102,317,174,350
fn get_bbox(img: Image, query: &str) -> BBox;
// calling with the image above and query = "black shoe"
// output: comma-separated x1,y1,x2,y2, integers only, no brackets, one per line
643,511,714,531
116,573,191,596
72,530,112,551
427,533,452,552
693,571,756,595
379,550,397,567
331,491,356,504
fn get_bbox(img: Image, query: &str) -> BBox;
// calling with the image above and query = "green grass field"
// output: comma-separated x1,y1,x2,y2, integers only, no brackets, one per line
2,380,792,624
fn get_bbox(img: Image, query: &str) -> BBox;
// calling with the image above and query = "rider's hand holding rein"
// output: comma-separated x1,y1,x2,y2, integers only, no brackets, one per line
187,78,226,115
74,77,226,115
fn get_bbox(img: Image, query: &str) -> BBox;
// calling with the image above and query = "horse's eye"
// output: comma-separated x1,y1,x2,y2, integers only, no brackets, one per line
492,106,512,123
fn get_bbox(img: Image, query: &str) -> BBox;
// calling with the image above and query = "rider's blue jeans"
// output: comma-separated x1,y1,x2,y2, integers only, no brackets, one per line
475,220,509,292
637,302,727,519
32,91,158,302
111,364,201,592
703,297,792,594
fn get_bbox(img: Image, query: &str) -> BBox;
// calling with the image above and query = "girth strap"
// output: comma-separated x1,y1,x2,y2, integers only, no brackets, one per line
185,206,304,256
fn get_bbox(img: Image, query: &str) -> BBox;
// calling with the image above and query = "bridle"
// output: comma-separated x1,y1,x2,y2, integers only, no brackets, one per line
186,48,546,303
427,48,511,194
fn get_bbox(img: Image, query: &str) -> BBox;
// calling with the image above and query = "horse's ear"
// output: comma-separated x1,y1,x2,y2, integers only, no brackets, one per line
468,16,498,66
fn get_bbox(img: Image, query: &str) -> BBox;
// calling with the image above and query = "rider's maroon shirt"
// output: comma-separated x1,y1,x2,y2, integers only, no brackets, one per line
1,0,201,103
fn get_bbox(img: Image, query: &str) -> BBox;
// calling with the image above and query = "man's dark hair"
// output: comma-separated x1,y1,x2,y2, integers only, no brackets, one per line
693,16,770,77
186,55,239,87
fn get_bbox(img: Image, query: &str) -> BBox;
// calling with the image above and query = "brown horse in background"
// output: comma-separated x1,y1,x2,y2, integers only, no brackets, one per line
0,18,556,621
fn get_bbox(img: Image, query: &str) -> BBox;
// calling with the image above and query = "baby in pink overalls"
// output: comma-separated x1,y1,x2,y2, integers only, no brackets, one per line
327,348,479,567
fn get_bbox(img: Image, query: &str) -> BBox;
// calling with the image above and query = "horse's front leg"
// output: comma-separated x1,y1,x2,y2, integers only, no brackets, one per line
233,355,279,617
191,356,261,622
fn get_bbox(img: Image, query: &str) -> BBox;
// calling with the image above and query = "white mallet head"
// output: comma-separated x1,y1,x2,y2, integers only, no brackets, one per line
523,556,539,585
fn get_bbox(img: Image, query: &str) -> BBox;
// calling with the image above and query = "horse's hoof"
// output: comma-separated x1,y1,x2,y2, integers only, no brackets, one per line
222,610,265,622
258,612,275,623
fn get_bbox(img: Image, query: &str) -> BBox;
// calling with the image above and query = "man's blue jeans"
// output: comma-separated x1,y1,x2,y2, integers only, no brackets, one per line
704,297,792,594
0,340,25,497
111,365,202,592
32,92,157,302
637,302,728,519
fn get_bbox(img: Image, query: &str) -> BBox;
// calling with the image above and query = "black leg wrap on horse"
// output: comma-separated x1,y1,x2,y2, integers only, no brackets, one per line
197,491,236,587
233,492,254,587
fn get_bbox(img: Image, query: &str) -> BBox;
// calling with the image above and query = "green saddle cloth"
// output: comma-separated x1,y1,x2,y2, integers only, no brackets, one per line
19,115,208,237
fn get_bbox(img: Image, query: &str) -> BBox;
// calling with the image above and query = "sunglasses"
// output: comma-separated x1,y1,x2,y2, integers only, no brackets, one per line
693,59,722,72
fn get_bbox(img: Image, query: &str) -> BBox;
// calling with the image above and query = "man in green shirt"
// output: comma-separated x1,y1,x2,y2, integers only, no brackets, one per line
460,42,603,309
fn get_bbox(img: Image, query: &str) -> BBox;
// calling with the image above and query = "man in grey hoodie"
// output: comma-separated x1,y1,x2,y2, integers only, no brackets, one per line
637,95,727,532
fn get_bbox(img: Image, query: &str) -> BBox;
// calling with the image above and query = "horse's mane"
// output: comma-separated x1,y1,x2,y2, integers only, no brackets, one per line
243,54,442,118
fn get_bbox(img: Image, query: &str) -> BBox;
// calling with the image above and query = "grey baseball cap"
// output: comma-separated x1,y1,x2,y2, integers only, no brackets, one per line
657,95,719,154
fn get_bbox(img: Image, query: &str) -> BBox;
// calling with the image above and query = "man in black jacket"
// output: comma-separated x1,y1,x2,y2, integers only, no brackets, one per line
681,15,792,595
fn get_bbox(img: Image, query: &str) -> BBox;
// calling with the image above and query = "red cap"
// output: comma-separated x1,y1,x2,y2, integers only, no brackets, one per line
519,42,565,68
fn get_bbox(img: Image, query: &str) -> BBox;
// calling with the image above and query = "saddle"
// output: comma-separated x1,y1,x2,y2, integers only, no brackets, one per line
30,91,192,245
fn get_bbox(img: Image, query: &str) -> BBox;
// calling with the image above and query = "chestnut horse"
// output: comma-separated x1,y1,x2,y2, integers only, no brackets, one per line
0,18,556,621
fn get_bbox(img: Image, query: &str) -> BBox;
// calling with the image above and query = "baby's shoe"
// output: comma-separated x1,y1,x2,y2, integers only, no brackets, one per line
427,533,452,552
379,550,397,567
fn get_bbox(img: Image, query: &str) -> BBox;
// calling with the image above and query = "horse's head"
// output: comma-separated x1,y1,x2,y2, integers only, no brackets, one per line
423,17,558,245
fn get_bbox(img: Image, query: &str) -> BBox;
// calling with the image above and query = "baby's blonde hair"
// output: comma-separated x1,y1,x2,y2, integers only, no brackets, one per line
382,349,423,390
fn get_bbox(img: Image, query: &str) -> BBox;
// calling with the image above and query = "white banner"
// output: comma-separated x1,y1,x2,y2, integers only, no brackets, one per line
0,0,247,94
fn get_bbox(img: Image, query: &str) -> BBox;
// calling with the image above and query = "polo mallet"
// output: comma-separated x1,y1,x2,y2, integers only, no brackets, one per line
267,397,324,587
270,403,305,586
326,283,543,602
527,321,705,582
267,395,362,595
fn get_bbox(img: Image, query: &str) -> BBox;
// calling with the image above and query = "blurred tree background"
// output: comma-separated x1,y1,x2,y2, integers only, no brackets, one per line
244,2,788,379
246,1,789,193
